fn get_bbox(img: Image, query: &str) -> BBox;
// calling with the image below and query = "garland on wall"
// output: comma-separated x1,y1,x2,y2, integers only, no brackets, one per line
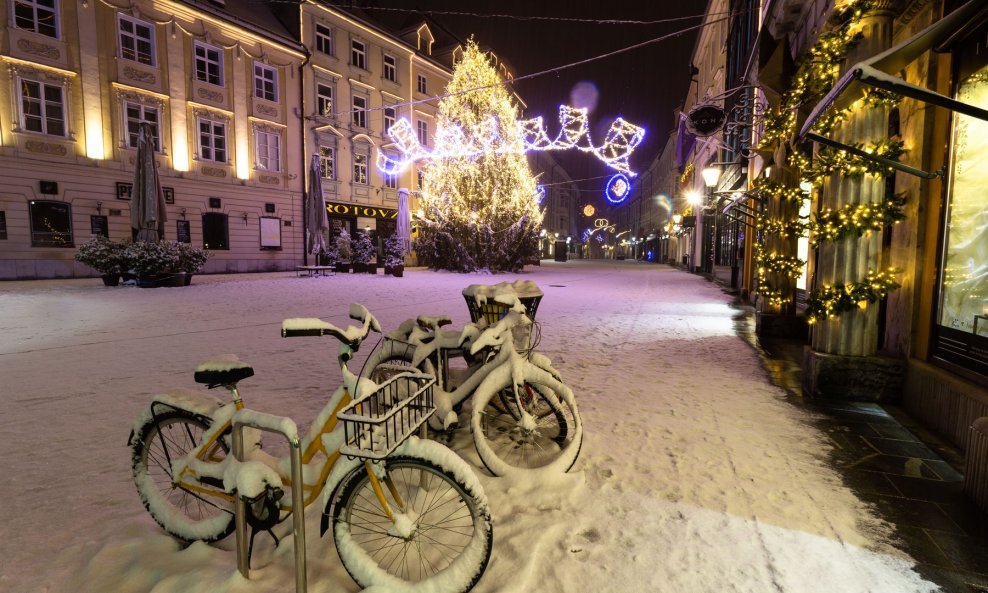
751,0,907,320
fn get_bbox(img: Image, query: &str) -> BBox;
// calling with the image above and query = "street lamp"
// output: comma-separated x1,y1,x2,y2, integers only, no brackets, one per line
701,166,721,276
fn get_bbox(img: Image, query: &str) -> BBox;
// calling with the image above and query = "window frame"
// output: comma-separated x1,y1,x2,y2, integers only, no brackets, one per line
416,73,427,94
316,82,334,117
351,39,366,70
193,41,224,87
353,150,368,185
118,13,156,67
29,199,73,247
125,101,160,150
315,23,334,56
18,77,66,137
201,212,229,250
383,105,396,134
319,145,335,180
383,53,397,82
352,94,367,129
417,119,428,146
196,116,227,163
255,129,281,172
14,0,59,38
253,62,278,102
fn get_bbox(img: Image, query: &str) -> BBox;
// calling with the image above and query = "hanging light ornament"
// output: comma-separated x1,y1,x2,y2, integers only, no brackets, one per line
604,173,632,204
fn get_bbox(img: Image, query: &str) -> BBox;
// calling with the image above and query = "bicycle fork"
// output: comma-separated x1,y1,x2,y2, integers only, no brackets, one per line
364,461,407,522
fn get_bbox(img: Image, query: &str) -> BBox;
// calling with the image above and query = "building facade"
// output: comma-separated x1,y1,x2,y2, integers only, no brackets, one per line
0,0,306,278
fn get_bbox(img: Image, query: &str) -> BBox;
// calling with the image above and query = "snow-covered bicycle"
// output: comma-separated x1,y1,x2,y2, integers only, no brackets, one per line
367,286,583,477
128,304,493,593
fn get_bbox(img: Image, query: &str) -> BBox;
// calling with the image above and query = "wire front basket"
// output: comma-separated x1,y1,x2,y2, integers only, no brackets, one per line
338,372,436,460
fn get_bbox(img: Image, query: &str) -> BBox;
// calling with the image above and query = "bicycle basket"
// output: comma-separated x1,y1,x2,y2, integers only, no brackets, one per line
338,372,436,460
463,294,542,325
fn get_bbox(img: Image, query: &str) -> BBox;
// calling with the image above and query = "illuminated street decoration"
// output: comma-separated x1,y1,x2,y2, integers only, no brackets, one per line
583,204,595,217
377,105,645,177
534,184,546,205
604,173,632,204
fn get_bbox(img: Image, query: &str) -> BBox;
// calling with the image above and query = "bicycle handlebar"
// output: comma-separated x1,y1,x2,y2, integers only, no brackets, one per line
281,303,381,352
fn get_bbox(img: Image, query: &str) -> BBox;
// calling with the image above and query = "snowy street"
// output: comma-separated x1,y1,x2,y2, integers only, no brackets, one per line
0,260,936,593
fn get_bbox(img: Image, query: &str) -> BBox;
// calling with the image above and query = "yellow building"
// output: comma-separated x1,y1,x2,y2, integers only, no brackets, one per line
0,0,309,278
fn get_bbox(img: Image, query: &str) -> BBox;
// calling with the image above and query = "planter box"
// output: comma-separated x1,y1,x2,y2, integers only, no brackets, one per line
137,272,185,288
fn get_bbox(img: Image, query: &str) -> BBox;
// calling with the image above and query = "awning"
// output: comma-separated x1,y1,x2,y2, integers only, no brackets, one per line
799,0,988,140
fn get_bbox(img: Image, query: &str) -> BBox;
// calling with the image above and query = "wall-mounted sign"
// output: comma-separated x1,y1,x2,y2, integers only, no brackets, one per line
90,215,108,237
260,216,282,249
117,182,174,203
686,104,726,137
176,220,191,243
326,201,397,220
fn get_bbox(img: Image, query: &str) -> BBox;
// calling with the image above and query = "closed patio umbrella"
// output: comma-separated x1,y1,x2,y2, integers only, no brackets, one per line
397,188,411,253
130,122,167,243
306,153,330,259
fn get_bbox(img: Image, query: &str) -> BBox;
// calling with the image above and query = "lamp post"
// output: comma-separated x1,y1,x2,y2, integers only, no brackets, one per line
701,166,721,277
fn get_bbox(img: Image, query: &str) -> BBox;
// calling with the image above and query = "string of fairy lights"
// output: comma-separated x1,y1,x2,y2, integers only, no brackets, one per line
749,0,908,322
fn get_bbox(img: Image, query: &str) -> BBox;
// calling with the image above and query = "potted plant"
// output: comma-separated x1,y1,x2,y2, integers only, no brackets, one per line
383,232,405,277
353,231,376,274
335,228,352,273
75,235,127,286
177,243,209,285
125,241,181,287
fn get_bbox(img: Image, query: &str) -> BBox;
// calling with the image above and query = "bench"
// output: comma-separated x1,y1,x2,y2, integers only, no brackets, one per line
295,265,336,277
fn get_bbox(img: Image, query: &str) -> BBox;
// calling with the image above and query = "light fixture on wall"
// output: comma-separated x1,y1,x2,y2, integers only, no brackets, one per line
96,201,102,215
242,212,249,226
180,208,187,219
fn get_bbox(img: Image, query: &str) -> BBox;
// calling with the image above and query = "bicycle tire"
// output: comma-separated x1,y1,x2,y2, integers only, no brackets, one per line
131,410,235,543
471,369,583,476
332,449,493,593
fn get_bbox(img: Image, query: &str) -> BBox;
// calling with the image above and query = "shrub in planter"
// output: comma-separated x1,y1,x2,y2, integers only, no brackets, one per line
383,232,405,277
75,236,127,278
353,231,376,273
176,243,209,285
125,241,181,277
335,228,353,272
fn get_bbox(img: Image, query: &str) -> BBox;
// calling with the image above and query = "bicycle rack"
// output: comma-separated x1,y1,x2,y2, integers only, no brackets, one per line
232,411,307,593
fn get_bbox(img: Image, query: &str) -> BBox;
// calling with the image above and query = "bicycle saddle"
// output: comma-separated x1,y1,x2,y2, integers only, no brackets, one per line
194,354,254,387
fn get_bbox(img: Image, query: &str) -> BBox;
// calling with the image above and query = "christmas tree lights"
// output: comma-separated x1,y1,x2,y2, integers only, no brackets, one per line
810,193,906,246
414,40,543,273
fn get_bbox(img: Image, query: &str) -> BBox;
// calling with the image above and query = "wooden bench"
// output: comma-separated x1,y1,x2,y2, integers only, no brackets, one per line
295,265,336,277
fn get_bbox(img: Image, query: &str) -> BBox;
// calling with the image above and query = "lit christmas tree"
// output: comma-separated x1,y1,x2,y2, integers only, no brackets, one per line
416,39,543,272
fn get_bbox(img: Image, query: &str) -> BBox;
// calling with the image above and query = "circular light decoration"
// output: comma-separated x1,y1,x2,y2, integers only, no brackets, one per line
534,184,546,205
605,173,632,204
583,204,595,217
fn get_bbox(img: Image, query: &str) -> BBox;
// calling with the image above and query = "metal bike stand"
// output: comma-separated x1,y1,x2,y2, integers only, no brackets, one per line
232,412,307,593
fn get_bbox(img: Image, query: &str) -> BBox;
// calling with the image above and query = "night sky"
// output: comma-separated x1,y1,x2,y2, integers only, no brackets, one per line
360,1,707,192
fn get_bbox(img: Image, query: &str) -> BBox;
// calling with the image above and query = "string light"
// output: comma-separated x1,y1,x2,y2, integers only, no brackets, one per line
805,269,901,322
377,106,646,176
604,173,632,204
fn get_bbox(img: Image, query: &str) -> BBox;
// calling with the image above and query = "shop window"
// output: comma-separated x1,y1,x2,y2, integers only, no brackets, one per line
202,212,228,250
29,200,72,247
934,50,988,376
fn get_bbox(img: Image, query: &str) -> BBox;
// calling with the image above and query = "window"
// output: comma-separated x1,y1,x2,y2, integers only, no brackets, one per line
14,0,58,38
383,153,397,189
383,54,397,82
383,106,396,135
194,42,223,86
29,200,72,247
417,120,428,146
20,79,65,136
125,102,159,150
315,23,334,56
255,129,281,172
118,14,155,66
253,63,278,102
316,83,333,117
416,73,427,94
319,146,335,179
353,152,368,184
202,212,229,250
197,117,227,163
352,95,366,128
351,39,366,69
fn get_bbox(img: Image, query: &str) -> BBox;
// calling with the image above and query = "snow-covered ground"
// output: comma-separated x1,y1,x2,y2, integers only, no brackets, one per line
0,260,937,593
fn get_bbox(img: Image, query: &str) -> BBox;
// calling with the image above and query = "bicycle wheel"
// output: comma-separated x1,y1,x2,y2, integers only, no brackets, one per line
131,410,235,543
332,451,493,593
472,372,583,476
